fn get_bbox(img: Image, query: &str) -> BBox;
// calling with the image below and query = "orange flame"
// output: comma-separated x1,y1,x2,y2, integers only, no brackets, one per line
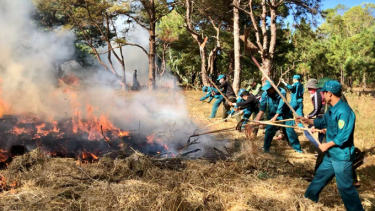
146,134,155,144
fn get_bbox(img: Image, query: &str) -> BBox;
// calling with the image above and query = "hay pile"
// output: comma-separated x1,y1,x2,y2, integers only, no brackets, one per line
0,141,354,211
0,91,374,210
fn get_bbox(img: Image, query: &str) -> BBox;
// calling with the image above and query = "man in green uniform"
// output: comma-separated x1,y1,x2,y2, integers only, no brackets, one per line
246,79,262,97
255,80,302,153
298,80,364,211
281,75,304,117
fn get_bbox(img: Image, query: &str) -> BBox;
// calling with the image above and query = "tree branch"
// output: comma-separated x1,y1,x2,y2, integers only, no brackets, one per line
260,0,268,53
123,14,150,30
248,0,264,52
155,5,175,23
231,4,252,16
277,60,302,86
275,0,285,7
122,43,149,56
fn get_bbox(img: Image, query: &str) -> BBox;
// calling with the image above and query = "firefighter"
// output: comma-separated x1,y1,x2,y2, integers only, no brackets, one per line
255,80,302,153
298,80,364,211
281,75,304,126
217,75,236,120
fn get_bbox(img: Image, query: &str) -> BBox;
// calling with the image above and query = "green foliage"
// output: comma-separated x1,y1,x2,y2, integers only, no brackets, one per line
289,3,375,86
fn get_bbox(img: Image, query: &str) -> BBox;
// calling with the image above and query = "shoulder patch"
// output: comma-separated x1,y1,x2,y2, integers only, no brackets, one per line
338,119,345,129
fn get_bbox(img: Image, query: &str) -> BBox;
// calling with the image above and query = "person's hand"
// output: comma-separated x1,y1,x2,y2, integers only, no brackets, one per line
310,126,317,133
270,116,278,122
228,102,234,106
254,118,263,125
319,143,331,152
296,116,309,124
321,128,327,134
281,79,287,85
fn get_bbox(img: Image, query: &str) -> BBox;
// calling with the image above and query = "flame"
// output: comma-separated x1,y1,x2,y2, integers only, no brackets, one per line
118,131,129,137
80,151,99,163
164,144,170,151
0,148,7,162
146,134,155,144
0,73,175,162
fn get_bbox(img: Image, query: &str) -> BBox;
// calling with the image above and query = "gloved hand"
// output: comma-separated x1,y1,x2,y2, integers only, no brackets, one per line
228,114,232,118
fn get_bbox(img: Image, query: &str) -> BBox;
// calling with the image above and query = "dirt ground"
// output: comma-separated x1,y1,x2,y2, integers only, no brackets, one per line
0,90,374,211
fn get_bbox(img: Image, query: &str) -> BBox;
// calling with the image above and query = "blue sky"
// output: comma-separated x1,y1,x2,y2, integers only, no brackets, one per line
285,1,375,26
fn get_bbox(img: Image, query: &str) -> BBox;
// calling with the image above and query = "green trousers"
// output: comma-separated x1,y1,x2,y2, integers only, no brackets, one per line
305,155,364,211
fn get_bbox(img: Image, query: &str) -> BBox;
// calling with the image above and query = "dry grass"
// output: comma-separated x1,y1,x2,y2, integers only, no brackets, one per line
0,90,374,211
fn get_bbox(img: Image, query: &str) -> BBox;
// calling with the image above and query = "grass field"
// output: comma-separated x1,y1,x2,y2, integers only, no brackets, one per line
0,90,374,211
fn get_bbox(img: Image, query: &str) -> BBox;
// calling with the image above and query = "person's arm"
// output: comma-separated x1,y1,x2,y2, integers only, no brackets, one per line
308,93,321,118
200,93,211,101
259,92,267,113
313,113,328,129
236,96,255,109
217,81,227,89
255,110,264,121
285,83,295,91
276,91,286,116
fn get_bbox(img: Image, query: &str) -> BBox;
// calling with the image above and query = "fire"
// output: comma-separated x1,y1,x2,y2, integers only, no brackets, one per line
0,148,7,163
164,144,170,151
146,134,155,144
78,151,99,164
0,73,177,164
0,174,17,191
118,131,129,137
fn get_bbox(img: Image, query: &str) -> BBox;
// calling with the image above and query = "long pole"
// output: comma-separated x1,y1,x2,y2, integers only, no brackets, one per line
208,77,230,102
205,110,244,128
250,56,321,146
249,120,324,133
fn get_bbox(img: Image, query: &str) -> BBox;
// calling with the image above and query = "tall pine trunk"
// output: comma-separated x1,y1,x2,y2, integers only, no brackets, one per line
232,0,241,94
148,0,156,90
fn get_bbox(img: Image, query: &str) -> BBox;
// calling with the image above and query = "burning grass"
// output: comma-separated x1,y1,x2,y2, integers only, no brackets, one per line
0,90,374,210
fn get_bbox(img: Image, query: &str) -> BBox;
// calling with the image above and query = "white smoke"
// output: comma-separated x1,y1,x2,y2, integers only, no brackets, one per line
0,0,223,157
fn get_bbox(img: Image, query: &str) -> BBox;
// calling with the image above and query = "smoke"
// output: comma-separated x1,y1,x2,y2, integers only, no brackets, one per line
0,0,223,157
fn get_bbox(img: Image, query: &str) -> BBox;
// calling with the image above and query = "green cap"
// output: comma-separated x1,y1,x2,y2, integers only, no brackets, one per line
321,80,342,95
217,75,225,81
317,77,331,88
261,80,273,91
293,75,300,80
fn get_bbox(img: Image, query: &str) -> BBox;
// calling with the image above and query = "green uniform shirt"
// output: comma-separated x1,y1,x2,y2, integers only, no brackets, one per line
259,88,292,118
314,99,356,161
246,83,262,96
286,82,304,103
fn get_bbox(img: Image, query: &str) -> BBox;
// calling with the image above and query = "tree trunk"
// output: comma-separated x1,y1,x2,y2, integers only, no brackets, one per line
262,57,272,77
232,0,241,94
340,66,344,85
363,71,366,88
228,50,234,76
148,0,156,90
200,48,209,86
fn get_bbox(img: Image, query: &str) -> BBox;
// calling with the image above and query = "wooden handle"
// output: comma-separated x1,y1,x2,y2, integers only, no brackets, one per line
251,120,324,133
208,77,230,102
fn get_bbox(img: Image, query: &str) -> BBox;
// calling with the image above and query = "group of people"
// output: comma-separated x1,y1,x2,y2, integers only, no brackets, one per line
199,74,364,211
